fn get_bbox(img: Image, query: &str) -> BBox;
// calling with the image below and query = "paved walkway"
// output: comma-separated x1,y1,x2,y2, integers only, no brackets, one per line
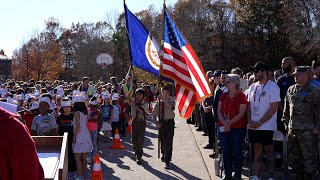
93,115,290,180
97,113,212,180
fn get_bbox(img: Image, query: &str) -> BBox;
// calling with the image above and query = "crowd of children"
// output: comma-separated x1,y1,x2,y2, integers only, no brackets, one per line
0,76,177,179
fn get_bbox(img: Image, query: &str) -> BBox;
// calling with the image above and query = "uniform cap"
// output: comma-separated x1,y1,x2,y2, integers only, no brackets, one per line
292,66,311,75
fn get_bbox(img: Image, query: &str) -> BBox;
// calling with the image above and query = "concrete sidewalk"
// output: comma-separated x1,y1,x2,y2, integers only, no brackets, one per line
96,114,211,180
188,123,250,180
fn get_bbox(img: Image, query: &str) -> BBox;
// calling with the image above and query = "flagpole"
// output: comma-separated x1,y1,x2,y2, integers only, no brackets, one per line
123,0,136,100
157,0,167,160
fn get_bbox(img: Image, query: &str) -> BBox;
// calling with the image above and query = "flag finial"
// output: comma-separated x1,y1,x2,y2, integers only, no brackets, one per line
163,0,166,6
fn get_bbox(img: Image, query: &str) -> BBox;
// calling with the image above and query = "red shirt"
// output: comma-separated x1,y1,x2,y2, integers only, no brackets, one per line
119,102,128,119
217,92,248,128
87,108,101,131
0,107,44,180
21,113,35,132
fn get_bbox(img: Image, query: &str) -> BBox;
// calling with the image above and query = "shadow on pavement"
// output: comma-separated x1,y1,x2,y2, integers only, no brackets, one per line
169,163,203,180
98,134,135,171
100,162,121,180
142,161,182,180
145,130,158,139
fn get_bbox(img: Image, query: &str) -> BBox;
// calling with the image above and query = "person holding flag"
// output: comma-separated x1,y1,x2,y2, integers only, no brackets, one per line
124,1,161,165
152,85,176,169
124,0,211,167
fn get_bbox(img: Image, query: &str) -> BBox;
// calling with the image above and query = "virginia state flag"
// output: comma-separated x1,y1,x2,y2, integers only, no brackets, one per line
124,4,160,77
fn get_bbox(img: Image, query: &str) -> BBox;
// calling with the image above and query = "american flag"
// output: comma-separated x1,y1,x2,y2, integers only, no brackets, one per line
161,9,212,119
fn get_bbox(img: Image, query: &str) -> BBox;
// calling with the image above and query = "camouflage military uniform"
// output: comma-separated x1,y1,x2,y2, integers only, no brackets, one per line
282,83,320,179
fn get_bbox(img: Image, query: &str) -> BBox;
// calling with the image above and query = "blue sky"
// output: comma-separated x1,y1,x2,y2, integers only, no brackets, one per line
0,0,177,57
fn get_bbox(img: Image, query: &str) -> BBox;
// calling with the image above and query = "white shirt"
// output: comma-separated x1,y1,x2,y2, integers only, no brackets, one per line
244,89,250,99
247,80,280,130
112,104,120,122
240,78,248,92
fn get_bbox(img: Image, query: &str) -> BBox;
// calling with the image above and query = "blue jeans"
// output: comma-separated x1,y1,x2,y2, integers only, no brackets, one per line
88,129,98,159
219,128,246,178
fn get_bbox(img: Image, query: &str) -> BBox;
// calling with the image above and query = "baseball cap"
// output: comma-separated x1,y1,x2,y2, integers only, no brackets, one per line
213,70,222,77
249,62,269,72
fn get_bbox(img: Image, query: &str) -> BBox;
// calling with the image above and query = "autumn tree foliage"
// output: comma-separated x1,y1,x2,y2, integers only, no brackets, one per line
11,0,320,81
12,18,64,80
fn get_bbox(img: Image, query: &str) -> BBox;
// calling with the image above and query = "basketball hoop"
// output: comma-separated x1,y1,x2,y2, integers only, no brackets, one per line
101,63,108,69
96,53,113,69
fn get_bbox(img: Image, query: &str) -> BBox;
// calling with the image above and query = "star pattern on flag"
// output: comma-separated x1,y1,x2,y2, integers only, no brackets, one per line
166,17,179,49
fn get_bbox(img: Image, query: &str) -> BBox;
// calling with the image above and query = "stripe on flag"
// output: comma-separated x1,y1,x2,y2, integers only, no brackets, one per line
161,8,211,119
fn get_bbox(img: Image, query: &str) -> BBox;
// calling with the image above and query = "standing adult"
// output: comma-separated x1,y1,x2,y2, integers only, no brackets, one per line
78,77,96,98
202,71,215,149
247,62,280,180
210,70,223,158
0,107,44,180
110,76,122,93
231,67,248,92
221,70,229,93
282,66,320,179
122,76,133,98
217,74,248,180
277,57,296,105
212,70,223,122
276,57,296,133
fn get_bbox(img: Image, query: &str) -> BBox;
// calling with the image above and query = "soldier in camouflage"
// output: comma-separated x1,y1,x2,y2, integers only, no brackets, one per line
282,66,320,180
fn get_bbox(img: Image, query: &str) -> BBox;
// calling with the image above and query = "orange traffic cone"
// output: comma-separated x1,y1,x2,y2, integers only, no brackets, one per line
110,128,125,149
126,117,132,134
91,155,102,180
